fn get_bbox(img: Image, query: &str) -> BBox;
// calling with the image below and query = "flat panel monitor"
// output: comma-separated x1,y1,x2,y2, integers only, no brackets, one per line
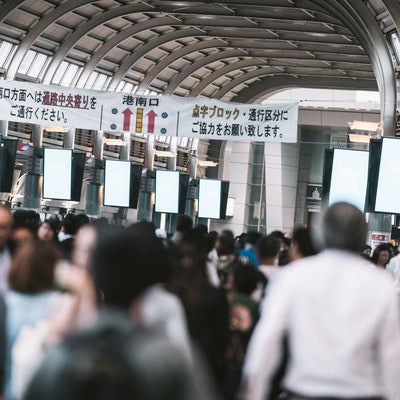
375,137,400,213
43,148,72,200
198,179,222,219
103,159,131,208
0,138,18,193
155,170,180,213
220,181,230,219
328,148,369,211
71,152,86,202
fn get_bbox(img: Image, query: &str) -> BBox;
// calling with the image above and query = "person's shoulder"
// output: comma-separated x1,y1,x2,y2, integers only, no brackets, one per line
142,285,183,310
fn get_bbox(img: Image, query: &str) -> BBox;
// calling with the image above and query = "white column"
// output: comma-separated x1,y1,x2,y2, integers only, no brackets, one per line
210,141,251,235
264,142,299,233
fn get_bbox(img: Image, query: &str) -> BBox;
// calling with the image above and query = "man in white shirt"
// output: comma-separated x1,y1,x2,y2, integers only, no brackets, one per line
242,202,400,400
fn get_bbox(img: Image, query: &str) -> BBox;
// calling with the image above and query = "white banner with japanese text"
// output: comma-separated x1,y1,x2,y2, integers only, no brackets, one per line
0,79,298,142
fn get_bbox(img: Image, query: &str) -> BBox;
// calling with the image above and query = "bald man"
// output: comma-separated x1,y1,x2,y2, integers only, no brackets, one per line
243,202,400,400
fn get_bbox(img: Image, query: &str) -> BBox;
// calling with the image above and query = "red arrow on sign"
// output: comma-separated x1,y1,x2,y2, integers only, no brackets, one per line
147,110,157,133
122,108,133,131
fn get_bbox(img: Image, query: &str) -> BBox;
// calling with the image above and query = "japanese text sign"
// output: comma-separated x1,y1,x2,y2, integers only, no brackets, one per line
0,80,298,143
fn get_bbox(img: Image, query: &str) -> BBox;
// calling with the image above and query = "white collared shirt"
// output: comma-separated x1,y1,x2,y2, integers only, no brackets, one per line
243,250,400,400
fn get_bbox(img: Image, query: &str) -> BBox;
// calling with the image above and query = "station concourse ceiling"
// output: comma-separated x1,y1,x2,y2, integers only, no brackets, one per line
0,0,398,128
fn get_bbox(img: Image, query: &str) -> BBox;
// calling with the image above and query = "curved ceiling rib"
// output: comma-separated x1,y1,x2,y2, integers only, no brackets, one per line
115,38,229,91
42,3,155,84
164,50,254,94
312,0,396,134
0,0,396,115
190,59,269,97
135,38,366,93
76,15,180,87
6,0,94,80
232,76,378,103
105,27,204,91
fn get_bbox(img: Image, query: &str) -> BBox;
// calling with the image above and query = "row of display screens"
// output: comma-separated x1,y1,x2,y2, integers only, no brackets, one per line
42,148,229,219
323,137,400,213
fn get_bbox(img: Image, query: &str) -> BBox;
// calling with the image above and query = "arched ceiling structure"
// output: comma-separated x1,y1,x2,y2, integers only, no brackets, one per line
0,0,399,131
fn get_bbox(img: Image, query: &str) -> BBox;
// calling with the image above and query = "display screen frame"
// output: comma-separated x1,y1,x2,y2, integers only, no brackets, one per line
374,137,400,214
103,159,131,208
42,148,72,200
198,179,222,219
328,148,369,211
155,170,180,214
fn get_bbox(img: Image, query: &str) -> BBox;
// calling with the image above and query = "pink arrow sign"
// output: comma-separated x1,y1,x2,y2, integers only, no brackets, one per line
122,108,133,131
147,110,157,133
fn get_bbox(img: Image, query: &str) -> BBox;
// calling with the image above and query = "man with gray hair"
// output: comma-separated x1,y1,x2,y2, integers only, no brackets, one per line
242,202,400,400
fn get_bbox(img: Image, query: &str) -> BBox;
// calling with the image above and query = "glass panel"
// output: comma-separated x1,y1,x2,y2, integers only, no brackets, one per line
246,142,266,232
60,64,79,86
18,50,36,75
0,41,16,68
27,52,49,78
122,82,133,93
94,73,108,89
52,61,68,84
84,72,98,89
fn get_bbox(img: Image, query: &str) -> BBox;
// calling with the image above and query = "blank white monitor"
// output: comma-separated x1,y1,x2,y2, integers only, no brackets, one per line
375,137,400,213
198,179,221,219
43,148,72,200
155,170,180,213
104,160,131,207
328,148,369,211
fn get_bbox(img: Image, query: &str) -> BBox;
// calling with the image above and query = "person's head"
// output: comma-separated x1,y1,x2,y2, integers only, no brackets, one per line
8,241,60,294
60,214,79,236
362,244,372,257
175,215,193,234
176,228,208,272
269,230,290,253
316,202,367,253
11,225,37,247
72,225,99,271
38,220,59,242
76,213,90,229
371,243,392,268
127,221,156,236
12,209,40,232
231,261,267,296
290,226,317,261
91,228,170,310
216,230,235,257
23,317,213,400
256,234,280,265
244,231,262,247
0,205,12,251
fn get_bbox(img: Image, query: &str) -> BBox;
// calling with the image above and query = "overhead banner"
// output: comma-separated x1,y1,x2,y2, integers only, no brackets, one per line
0,79,298,142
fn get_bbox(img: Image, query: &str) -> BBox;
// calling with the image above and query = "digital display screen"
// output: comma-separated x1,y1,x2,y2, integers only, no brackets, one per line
155,170,180,213
43,148,72,200
375,137,400,213
329,148,369,211
104,160,131,207
198,179,221,219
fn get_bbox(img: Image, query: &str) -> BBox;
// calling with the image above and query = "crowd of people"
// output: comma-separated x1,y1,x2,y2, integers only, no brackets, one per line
0,202,398,400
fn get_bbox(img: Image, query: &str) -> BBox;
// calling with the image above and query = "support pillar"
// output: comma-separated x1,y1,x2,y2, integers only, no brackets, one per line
264,143,300,234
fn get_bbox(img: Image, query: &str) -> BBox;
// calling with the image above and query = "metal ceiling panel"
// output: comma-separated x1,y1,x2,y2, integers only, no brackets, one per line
0,0,396,132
